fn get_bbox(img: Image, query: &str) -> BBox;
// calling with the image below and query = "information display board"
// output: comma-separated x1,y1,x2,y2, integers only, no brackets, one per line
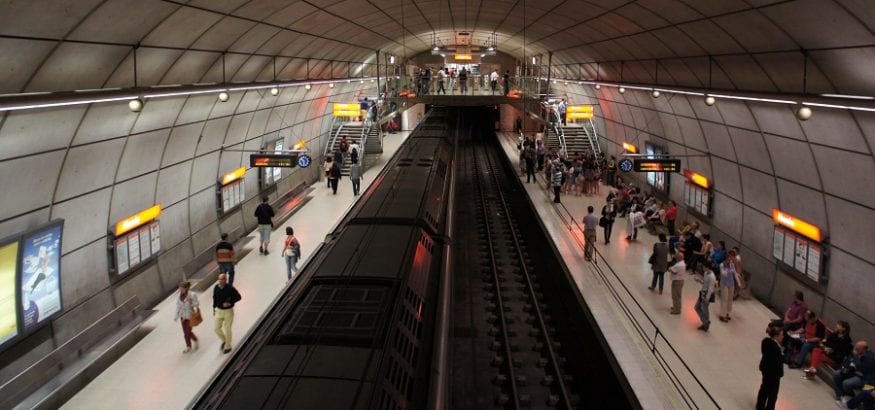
250,154,298,168
113,221,160,276
565,105,594,121
19,222,63,333
220,179,245,213
773,226,824,283
0,241,19,346
634,158,681,172
683,181,712,217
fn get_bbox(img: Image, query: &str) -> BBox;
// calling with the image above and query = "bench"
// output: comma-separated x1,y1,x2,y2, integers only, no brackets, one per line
0,296,153,409
271,182,314,227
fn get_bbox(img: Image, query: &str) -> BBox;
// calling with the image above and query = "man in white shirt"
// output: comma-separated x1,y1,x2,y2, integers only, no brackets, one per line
436,67,447,94
490,70,499,94
669,251,687,315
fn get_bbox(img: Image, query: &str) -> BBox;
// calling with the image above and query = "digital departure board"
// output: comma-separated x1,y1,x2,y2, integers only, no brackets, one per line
634,159,680,172
250,154,299,168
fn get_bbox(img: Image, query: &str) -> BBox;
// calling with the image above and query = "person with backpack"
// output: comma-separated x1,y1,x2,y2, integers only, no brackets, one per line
339,136,349,162
349,141,359,165
329,158,341,194
282,227,301,281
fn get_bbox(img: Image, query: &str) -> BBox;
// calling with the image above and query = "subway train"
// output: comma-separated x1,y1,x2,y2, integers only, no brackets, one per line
193,107,458,409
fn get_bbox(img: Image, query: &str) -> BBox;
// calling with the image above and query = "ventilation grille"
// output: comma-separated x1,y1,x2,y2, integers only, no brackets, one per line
272,283,392,346
379,285,425,409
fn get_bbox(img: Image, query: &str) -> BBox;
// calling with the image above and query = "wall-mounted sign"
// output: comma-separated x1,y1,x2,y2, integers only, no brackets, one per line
773,226,825,283
566,105,594,120
772,209,823,242
298,154,312,168
634,158,680,172
682,169,709,189
618,158,634,173
114,205,161,237
111,206,161,277
250,154,299,168
221,166,246,186
333,103,360,118
622,142,637,153
454,53,472,60
218,167,246,213
683,168,712,218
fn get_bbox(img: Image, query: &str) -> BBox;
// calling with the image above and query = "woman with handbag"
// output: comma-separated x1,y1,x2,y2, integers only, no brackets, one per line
174,281,200,353
718,250,738,322
282,227,301,281
600,200,617,244
648,234,669,294
696,261,717,331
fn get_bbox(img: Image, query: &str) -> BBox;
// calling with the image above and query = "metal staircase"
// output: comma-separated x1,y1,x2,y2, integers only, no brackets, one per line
324,105,382,175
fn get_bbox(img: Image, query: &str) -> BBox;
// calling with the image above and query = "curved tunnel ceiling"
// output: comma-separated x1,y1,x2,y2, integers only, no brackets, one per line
2,0,875,96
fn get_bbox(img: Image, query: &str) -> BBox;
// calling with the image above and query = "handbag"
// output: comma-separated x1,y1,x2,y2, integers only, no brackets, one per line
189,308,203,327
709,292,716,303
648,253,656,264
599,216,607,227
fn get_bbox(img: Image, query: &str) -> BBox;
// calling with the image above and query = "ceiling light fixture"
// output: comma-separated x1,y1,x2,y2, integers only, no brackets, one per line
796,106,813,121
618,87,626,94
329,83,334,88
128,98,143,112
305,84,311,90
218,92,230,102
651,90,660,98
270,87,279,96
819,93,874,100
595,84,601,90
705,95,716,106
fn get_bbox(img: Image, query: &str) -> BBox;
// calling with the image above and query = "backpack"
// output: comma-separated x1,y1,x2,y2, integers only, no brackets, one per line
339,140,349,152
330,162,341,179
291,240,301,258
351,147,359,163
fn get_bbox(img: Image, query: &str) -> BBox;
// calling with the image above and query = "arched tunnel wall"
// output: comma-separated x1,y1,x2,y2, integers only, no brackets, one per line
552,82,875,344
0,81,377,377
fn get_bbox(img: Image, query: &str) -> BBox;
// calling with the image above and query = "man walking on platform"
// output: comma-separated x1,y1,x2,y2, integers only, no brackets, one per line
583,206,598,261
254,196,274,255
349,160,362,196
212,273,241,354
215,233,236,285
490,70,499,94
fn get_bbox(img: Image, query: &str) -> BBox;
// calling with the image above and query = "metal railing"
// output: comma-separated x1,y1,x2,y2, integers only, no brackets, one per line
527,173,720,410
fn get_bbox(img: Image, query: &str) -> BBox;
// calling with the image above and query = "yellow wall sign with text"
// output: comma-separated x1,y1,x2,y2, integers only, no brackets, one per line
566,105,594,120
333,103,360,118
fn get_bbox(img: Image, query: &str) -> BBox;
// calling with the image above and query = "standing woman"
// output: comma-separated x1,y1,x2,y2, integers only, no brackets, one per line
174,281,200,353
282,227,301,281
601,200,617,244
756,324,785,410
648,234,669,294
718,250,737,322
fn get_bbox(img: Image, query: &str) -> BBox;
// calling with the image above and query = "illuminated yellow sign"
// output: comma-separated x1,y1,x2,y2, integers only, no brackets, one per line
115,205,161,237
772,209,822,242
332,103,360,118
622,142,637,153
220,167,246,186
566,105,594,120
454,53,472,60
293,140,307,150
683,169,709,189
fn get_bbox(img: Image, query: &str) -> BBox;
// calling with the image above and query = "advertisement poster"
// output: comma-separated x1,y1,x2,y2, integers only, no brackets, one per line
807,245,822,281
773,228,784,261
783,233,796,266
0,242,19,345
116,236,129,274
794,238,808,273
222,186,231,211
128,232,140,267
139,227,151,261
20,224,63,333
150,222,161,254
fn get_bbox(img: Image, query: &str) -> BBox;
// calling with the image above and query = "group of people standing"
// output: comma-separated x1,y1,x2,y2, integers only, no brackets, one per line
323,136,363,196
412,66,511,96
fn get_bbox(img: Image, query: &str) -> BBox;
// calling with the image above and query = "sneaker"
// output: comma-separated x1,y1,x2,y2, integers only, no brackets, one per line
220,342,225,352
223,348,232,354
183,347,192,353
264,249,270,255
648,286,654,291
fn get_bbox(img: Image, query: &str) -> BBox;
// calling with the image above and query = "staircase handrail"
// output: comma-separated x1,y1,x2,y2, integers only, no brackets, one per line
585,118,602,157
324,116,341,157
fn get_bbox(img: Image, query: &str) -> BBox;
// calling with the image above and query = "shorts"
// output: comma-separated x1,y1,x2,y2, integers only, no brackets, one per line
258,224,271,242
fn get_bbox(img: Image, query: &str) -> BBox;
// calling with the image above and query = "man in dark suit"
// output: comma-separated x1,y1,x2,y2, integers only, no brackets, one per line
756,323,785,410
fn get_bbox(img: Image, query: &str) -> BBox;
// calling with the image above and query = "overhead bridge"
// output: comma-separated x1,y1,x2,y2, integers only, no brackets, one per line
386,95,535,107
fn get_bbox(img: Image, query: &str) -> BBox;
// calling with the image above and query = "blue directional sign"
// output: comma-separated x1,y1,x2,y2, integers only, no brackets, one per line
618,158,634,173
297,154,312,168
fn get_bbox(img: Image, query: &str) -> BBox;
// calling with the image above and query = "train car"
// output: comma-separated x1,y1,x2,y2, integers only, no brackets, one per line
193,108,458,410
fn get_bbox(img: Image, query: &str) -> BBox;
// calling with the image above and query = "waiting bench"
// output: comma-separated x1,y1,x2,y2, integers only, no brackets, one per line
0,296,153,410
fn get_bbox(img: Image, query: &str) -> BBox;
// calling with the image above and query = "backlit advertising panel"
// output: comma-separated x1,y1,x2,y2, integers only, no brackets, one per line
0,241,18,346
20,222,63,333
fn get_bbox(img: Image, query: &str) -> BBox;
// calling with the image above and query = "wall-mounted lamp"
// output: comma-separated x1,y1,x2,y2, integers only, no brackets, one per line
128,98,143,112
595,84,601,90
304,84,311,90
704,95,716,106
328,83,334,88
797,106,812,121
651,90,660,98
618,87,626,94
270,87,279,96
218,92,230,102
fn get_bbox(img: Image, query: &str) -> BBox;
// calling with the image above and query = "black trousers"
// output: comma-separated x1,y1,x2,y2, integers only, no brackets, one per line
603,222,613,241
755,376,780,410
329,178,339,194
553,185,561,203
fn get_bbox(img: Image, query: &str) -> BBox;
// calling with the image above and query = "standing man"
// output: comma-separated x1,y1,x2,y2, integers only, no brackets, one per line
551,161,563,204
668,251,686,315
349,159,362,196
583,206,599,261
215,233,236,285
212,273,241,354
436,67,447,94
490,70,499,94
502,70,510,96
254,196,274,255
458,67,468,94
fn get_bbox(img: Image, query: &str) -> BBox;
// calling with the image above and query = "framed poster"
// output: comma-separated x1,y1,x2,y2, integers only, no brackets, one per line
684,185,691,207
794,238,808,273
0,241,19,346
773,228,784,260
782,233,796,266
128,233,141,267
116,236,129,274
20,222,63,333
139,227,151,261
807,245,822,281
150,222,161,254
222,186,231,211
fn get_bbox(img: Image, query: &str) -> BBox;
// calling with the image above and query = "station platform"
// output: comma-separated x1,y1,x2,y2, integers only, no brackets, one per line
495,132,838,409
60,130,412,410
